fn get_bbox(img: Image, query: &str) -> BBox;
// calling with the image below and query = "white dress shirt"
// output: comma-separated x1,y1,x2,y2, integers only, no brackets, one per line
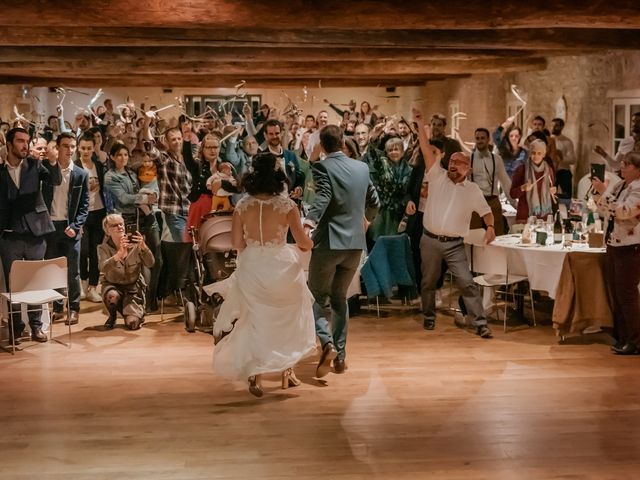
423,165,491,238
6,159,23,189
50,163,74,221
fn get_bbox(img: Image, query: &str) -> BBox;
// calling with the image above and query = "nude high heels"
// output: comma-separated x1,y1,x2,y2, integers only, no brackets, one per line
281,368,301,389
248,375,263,397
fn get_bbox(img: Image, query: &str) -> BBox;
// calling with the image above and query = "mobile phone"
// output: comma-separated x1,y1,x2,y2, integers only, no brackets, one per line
590,163,605,182
125,222,137,242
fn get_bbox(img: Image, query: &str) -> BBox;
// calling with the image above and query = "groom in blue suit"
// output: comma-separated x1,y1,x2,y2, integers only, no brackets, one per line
304,125,379,377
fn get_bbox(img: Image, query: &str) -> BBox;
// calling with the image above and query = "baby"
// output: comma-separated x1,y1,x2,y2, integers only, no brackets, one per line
206,162,236,212
137,154,159,216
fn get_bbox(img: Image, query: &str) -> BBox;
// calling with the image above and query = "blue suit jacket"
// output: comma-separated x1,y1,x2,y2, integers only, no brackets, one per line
306,151,379,250
42,163,90,238
0,157,62,237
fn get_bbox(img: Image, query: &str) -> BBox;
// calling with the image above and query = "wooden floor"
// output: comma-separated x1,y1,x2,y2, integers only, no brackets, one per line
1,300,639,480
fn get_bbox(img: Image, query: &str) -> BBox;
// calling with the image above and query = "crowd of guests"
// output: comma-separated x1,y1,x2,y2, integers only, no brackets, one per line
0,95,638,358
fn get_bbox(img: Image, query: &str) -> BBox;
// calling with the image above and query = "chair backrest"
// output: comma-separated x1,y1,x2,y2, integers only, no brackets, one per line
9,257,68,293
464,230,508,276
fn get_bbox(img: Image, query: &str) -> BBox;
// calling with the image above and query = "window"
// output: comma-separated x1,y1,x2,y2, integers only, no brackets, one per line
183,94,262,124
611,98,640,154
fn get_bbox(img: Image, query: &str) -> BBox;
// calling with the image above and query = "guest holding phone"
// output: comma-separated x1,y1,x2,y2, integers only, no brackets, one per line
98,213,155,330
592,152,640,355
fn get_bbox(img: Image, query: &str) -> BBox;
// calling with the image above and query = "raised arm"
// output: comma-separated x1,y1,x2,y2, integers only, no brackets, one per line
412,105,436,172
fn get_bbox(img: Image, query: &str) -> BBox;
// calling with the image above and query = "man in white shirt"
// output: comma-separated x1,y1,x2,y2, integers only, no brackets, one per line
43,132,89,326
0,128,61,344
469,128,512,236
414,106,496,338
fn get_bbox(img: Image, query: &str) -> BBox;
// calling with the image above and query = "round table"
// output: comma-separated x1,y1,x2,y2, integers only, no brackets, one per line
489,234,605,299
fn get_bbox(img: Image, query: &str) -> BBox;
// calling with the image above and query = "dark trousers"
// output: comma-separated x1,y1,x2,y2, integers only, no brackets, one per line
308,248,361,361
606,244,640,345
46,222,81,312
420,234,486,326
0,234,47,330
80,208,106,286
556,169,573,198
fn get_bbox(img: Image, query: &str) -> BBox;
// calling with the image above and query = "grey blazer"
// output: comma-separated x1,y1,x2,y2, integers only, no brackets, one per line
306,151,379,250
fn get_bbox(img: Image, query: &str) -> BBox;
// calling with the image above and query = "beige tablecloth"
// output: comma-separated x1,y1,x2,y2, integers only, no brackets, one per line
552,252,613,336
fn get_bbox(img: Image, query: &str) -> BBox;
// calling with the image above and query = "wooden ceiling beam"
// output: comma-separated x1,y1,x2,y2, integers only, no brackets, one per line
1,1,639,29
0,46,542,63
0,27,637,50
0,58,547,77
0,75,454,88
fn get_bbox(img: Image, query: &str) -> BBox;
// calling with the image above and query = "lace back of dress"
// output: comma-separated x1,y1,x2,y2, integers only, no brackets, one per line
239,195,293,248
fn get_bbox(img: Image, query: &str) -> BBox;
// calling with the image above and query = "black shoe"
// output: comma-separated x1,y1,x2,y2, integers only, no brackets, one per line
476,325,493,339
423,318,435,330
52,312,65,323
8,328,23,345
104,316,116,330
612,343,638,355
65,311,79,326
316,343,338,378
333,357,347,374
31,328,48,343
610,341,625,352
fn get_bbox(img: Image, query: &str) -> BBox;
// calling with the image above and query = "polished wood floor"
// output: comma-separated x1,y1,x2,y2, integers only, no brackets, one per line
1,299,639,480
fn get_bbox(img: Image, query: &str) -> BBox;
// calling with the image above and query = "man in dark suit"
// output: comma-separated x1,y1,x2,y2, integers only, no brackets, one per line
43,132,89,325
0,128,61,343
304,125,379,377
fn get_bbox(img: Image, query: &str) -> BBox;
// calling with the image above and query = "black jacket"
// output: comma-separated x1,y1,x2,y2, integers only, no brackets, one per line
42,163,90,237
0,157,62,237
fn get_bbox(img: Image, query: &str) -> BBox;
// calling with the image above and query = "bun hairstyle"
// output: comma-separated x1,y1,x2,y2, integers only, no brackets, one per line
241,152,289,196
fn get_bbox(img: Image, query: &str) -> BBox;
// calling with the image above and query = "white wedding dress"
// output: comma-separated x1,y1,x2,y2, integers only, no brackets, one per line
212,194,316,381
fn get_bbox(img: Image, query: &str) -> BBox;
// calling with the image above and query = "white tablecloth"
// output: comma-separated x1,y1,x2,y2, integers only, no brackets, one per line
482,235,605,299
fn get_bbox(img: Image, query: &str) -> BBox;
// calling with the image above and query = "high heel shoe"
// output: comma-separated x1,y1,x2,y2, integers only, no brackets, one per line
281,368,301,389
248,375,263,397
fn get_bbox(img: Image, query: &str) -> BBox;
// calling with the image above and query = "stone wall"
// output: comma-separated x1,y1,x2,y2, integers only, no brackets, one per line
420,51,640,188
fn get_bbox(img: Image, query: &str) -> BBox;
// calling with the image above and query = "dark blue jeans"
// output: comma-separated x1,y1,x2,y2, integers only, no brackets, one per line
46,222,81,312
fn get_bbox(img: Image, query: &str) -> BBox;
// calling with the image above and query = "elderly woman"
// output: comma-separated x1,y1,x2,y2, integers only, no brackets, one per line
98,213,155,330
510,138,557,223
592,152,640,355
368,136,412,241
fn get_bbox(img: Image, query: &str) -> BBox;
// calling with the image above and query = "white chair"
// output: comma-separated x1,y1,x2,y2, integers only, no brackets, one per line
0,257,70,354
465,229,536,332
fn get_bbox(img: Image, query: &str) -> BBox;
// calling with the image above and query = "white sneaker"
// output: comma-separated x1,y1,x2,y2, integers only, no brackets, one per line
435,290,443,309
86,286,102,303
80,280,88,300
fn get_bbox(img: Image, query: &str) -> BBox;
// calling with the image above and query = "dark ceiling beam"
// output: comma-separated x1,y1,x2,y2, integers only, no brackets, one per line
0,27,637,50
0,75,458,88
0,58,547,77
1,1,638,29
0,46,542,63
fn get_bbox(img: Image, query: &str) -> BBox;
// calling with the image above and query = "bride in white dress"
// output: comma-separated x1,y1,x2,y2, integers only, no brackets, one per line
212,152,316,397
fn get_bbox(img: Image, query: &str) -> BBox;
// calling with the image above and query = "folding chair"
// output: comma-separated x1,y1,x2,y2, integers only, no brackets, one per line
465,229,536,332
0,257,70,354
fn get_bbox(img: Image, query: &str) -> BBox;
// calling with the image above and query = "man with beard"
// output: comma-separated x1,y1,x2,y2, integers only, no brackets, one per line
261,119,304,199
413,107,495,339
0,128,61,345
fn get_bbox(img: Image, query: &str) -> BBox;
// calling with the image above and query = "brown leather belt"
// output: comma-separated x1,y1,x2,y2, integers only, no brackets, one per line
423,228,462,242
